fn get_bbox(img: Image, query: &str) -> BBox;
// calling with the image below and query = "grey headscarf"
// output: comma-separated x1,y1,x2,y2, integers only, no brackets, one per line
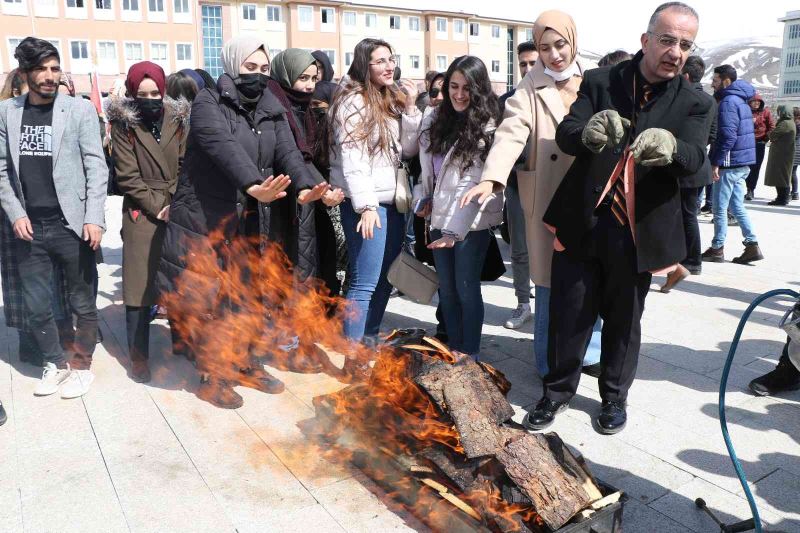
271,49,316,90
221,35,270,82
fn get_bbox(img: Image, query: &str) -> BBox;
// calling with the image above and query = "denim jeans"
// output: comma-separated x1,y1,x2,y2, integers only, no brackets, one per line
534,285,601,377
504,183,531,304
712,166,758,249
431,228,490,355
15,218,98,368
340,200,405,341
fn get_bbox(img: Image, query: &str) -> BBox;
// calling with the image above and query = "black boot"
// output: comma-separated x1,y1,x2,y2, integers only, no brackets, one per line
749,355,800,396
595,400,627,435
523,397,570,431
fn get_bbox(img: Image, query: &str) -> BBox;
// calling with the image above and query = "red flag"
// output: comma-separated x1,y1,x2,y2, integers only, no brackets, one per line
89,69,102,116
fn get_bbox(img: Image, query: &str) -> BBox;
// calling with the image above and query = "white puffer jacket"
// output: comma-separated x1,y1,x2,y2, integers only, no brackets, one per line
329,92,421,212
414,110,503,240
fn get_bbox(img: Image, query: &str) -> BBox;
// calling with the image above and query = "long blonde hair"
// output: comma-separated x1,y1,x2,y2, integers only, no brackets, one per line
330,38,407,160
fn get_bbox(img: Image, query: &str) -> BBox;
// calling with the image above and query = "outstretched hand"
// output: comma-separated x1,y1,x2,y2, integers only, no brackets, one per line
247,174,291,204
460,181,495,209
298,182,330,205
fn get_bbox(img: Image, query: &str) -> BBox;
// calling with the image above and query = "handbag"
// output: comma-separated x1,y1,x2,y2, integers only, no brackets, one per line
391,120,413,213
387,251,439,305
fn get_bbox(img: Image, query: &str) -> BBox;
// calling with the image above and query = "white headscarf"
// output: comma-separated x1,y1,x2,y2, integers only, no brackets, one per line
221,35,270,82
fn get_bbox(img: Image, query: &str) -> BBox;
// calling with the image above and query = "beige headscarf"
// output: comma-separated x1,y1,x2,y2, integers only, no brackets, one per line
533,10,578,64
221,35,270,81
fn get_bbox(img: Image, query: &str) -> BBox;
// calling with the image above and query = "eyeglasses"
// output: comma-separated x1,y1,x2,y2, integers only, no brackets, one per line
369,56,398,68
648,32,696,53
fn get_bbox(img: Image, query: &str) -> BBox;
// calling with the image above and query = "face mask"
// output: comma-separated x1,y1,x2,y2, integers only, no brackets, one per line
236,73,269,98
136,98,163,123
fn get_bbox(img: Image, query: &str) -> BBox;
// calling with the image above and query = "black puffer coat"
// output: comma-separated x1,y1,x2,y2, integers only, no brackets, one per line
157,74,319,303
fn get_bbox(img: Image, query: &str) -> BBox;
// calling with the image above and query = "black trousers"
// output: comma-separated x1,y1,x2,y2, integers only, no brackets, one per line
126,305,150,361
746,141,767,193
545,207,652,404
15,219,98,368
680,187,702,268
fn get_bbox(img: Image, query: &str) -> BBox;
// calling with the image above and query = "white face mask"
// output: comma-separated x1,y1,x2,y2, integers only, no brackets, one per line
544,61,580,82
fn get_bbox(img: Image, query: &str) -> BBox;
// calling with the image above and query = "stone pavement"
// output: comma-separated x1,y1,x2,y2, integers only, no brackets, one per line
1,195,798,533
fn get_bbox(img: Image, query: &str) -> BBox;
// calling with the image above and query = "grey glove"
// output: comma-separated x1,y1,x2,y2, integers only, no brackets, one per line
581,110,631,153
631,128,677,167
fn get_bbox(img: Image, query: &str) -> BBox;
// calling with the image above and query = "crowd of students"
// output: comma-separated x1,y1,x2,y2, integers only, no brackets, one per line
1,1,797,430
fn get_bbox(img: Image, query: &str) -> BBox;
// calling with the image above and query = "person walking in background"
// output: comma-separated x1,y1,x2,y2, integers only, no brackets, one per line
500,40,537,331
0,37,108,399
703,64,763,265
166,70,200,102
415,56,503,360
329,38,421,373
416,70,440,112
462,10,602,379
744,92,774,200
107,61,190,383
311,50,338,106
597,50,632,67
764,106,797,206
666,55,716,283
158,35,328,408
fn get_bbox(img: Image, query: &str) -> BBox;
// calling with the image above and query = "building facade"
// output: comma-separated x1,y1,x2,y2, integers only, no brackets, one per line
1,0,534,95
777,10,800,109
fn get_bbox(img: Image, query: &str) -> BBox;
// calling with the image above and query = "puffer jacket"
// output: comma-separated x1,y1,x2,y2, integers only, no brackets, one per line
711,80,756,168
329,92,421,212
749,93,775,142
157,74,319,304
414,111,503,241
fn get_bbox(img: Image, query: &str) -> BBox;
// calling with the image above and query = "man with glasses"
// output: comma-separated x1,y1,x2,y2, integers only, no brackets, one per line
525,2,713,434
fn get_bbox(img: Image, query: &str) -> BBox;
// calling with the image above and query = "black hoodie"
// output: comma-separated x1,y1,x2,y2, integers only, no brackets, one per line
311,50,338,105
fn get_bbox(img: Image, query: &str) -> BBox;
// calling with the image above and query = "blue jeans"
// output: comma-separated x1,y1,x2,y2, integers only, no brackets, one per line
505,183,531,304
431,228,490,356
534,285,601,377
340,200,405,341
712,166,758,249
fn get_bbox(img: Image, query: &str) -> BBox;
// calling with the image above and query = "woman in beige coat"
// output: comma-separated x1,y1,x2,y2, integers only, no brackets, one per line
462,10,601,379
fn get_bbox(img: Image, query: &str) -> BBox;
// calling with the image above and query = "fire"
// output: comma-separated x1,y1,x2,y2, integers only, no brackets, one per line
161,227,542,532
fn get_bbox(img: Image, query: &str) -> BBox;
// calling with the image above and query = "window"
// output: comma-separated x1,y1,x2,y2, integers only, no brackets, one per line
147,0,165,20
453,19,464,35
242,3,255,20
201,4,223,79
345,52,353,67
789,24,800,40
491,60,500,73
323,49,335,66
785,79,800,95
395,55,401,69
436,17,446,34
410,55,419,69
176,43,192,61
121,0,139,20
34,0,57,16
174,0,188,14
525,28,533,42
409,16,419,32
266,5,280,22
7,38,22,65
71,40,89,59
389,15,400,30
365,13,376,28
148,0,163,11
469,22,479,36
95,0,111,10
123,0,137,9
343,10,355,26
436,55,447,71
298,5,313,31
66,0,84,6
320,7,335,31
151,43,167,61
125,42,143,61
787,51,800,68
492,24,500,38
97,41,117,73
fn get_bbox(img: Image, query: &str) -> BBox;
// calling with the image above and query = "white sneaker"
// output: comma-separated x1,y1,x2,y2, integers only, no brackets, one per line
60,369,95,399
34,363,72,396
504,303,532,330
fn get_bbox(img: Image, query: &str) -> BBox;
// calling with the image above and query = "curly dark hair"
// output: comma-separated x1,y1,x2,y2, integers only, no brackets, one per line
426,55,500,171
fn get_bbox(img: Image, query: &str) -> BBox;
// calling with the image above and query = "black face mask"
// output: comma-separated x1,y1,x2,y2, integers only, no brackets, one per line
236,73,269,99
135,98,163,123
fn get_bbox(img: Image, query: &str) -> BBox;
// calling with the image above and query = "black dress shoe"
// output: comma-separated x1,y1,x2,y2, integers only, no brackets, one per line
749,357,800,396
0,401,7,427
595,400,627,435
523,397,569,431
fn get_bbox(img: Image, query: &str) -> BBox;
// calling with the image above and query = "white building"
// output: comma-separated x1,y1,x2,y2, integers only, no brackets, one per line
777,10,800,109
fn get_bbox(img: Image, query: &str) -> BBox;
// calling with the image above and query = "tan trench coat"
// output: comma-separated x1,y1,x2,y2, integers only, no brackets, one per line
481,59,590,287
109,98,188,306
